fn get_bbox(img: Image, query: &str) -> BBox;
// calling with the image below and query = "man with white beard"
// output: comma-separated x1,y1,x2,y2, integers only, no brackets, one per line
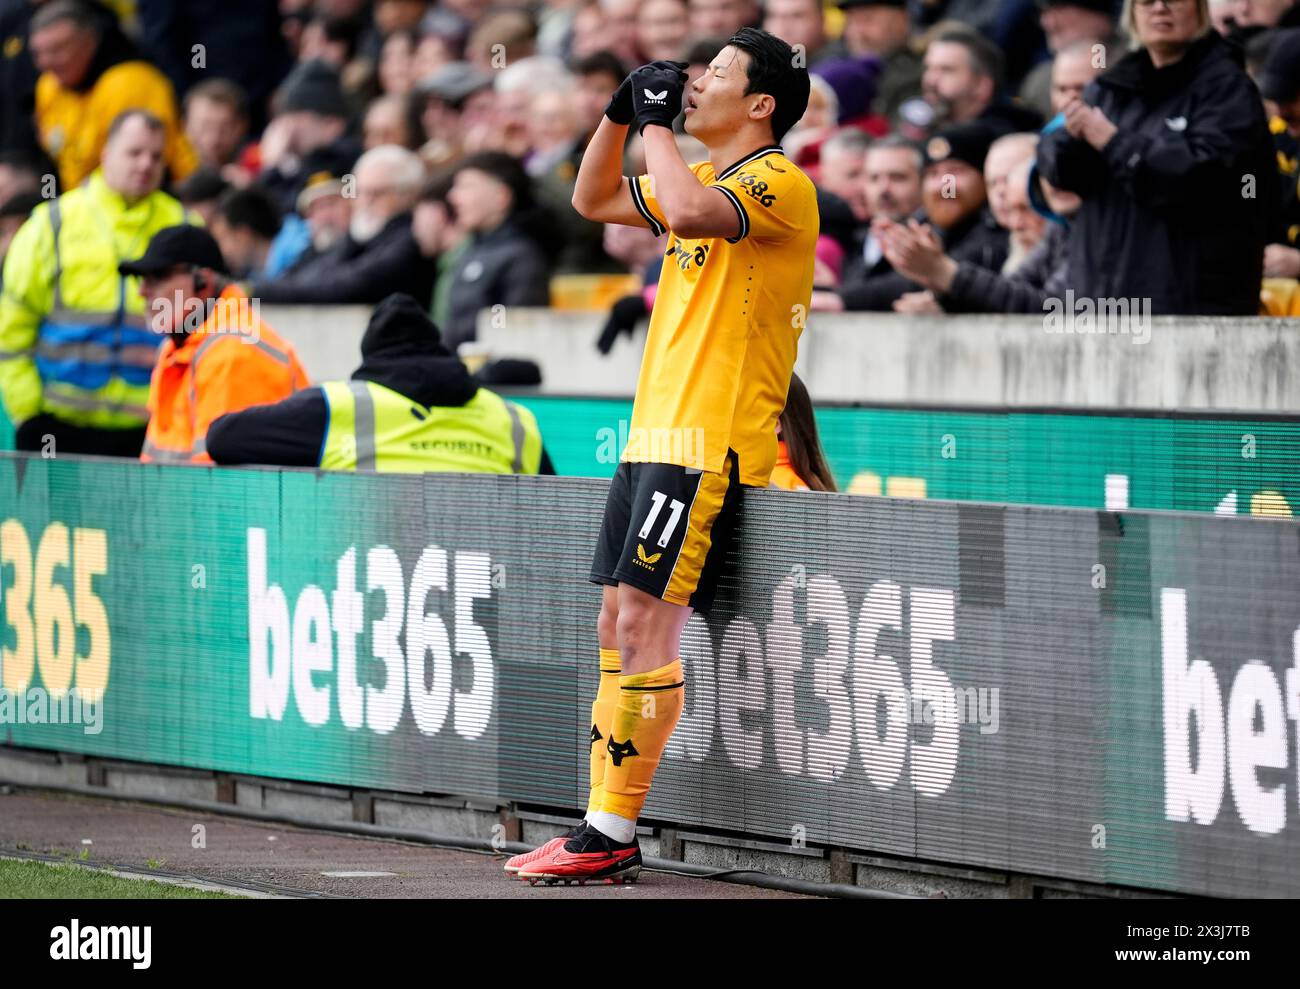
249,145,434,306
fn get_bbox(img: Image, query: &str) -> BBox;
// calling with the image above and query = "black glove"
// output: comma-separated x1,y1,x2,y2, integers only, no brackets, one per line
630,60,688,135
595,294,648,355
604,75,635,126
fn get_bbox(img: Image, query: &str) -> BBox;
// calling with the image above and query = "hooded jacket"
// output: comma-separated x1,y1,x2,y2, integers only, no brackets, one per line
1037,31,1274,315
205,293,555,473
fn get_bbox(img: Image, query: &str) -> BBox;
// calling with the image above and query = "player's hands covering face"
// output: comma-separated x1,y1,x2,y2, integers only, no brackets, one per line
630,61,689,135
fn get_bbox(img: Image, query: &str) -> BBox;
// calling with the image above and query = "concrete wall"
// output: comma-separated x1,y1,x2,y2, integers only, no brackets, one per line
264,304,1300,412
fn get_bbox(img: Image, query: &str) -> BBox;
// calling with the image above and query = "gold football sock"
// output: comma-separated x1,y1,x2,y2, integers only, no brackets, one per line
586,647,622,816
599,659,685,821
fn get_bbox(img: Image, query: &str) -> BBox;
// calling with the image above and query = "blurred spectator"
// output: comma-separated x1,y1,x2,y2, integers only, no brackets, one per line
0,191,43,289
813,56,888,131
764,0,835,66
770,372,836,491
915,0,1008,36
884,154,1082,311
258,59,362,214
1257,27,1300,273
412,9,463,79
1231,0,1300,28
0,0,41,155
1038,0,1274,314
910,26,1043,137
982,131,1042,271
565,0,639,66
373,0,433,44
444,151,551,350
814,133,922,309
0,110,196,457
835,120,1006,309
206,293,555,475
466,7,538,68
296,166,353,256
817,127,872,220
0,148,46,205
1049,38,1108,113
121,225,308,465
411,171,467,328
299,13,363,69
416,60,495,169
210,185,310,280
688,0,758,38
526,65,622,273
379,28,419,95
830,0,922,119
31,0,198,189
571,51,626,138
637,0,691,61
183,79,251,174
364,93,423,150
172,167,231,227
1019,1,1126,119
252,144,433,305
527,82,584,177
784,74,841,160
595,220,668,354
480,55,570,158
134,0,292,135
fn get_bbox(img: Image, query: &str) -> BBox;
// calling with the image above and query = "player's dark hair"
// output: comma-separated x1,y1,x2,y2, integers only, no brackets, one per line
724,26,811,143
215,185,283,240
780,373,836,493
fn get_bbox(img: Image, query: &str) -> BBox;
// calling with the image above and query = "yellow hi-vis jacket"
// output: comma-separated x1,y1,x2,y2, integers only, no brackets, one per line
0,170,195,429
319,379,544,474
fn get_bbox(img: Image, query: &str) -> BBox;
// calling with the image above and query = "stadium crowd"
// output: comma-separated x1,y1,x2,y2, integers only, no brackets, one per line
0,0,1296,480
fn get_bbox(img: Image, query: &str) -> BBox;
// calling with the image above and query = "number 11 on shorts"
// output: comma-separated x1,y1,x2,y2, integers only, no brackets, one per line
639,490,685,548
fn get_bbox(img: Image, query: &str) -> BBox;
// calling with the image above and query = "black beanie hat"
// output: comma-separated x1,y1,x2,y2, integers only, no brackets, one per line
279,59,349,119
358,293,451,361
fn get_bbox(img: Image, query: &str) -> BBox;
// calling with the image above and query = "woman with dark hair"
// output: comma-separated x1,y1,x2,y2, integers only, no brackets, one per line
771,372,837,492
1037,0,1275,314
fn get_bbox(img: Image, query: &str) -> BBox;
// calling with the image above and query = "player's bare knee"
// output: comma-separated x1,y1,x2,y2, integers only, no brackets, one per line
597,596,619,648
614,595,657,653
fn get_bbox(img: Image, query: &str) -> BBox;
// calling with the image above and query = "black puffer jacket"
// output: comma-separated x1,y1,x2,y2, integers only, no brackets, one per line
443,218,550,351
839,208,1008,311
941,222,1071,313
251,212,434,308
1037,31,1274,315
206,294,555,473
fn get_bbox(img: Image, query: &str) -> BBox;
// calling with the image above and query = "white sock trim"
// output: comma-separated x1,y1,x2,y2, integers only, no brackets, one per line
586,810,636,843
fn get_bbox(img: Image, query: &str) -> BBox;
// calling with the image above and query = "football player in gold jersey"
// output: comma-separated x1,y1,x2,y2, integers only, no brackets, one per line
509,27,817,885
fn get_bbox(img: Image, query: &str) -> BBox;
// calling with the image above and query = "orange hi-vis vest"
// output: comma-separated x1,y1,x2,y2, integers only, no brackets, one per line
141,285,308,464
767,439,810,491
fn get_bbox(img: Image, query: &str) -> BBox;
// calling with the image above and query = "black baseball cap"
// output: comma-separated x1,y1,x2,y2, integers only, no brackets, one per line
118,225,228,278
923,120,1001,172
1260,28,1300,103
